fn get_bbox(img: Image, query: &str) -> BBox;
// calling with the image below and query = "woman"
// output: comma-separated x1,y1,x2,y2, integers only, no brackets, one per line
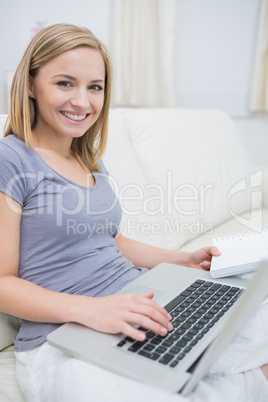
0,24,266,401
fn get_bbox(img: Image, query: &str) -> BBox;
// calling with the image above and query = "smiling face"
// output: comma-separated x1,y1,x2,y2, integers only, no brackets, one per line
29,46,105,146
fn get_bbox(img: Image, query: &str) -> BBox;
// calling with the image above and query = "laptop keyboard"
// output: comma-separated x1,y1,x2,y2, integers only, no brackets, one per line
116,279,243,368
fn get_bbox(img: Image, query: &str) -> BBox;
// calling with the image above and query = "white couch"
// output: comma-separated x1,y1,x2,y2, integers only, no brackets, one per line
0,108,267,401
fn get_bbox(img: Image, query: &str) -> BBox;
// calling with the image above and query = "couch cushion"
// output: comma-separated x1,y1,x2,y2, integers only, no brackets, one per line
117,108,261,249
181,208,268,252
0,346,26,402
0,313,20,351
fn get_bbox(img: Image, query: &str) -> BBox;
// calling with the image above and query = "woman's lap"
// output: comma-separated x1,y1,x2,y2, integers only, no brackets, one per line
15,342,184,402
15,297,268,402
15,341,267,402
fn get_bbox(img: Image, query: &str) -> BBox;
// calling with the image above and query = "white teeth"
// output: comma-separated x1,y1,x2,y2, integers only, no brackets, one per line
62,112,87,121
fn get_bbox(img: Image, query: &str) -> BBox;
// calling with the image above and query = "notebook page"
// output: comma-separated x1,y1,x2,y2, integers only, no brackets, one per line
211,230,268,271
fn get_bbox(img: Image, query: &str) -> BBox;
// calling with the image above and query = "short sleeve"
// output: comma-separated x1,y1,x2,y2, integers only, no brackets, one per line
0,141,26,206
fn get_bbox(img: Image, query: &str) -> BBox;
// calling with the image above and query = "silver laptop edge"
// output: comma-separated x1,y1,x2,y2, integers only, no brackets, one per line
181,259,268,395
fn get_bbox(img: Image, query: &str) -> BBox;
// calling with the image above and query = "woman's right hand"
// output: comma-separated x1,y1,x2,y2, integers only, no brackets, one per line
74,291,173,341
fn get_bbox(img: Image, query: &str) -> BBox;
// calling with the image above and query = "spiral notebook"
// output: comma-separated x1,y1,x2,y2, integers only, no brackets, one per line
210,230,268,278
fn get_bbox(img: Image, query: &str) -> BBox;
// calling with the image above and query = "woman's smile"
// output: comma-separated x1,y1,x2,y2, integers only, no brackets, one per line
60,111,91,123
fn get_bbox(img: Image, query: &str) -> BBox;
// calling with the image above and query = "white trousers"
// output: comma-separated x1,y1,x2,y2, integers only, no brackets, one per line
15,297,268,402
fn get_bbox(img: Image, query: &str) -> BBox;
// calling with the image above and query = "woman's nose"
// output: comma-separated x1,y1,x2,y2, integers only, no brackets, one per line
70,88,90,109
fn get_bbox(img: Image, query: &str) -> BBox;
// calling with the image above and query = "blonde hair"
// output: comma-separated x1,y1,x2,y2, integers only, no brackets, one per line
5,23,112,172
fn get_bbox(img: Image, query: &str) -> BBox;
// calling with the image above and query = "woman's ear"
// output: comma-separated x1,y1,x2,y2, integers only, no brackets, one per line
29,75,35,99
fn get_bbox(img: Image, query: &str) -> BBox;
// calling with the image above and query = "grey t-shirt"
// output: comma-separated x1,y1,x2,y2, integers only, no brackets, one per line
0,134,147,351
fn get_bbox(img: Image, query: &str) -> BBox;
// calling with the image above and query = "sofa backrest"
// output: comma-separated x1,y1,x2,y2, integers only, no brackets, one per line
105,108,258,250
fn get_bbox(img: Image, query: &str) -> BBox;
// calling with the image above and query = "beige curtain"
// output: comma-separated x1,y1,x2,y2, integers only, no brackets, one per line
250,0,268,112
111,0,176,107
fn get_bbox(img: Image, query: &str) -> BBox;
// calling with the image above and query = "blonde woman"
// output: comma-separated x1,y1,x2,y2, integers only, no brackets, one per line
0,24,266,402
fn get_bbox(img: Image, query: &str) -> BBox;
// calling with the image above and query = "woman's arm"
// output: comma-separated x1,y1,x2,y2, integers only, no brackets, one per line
115,232,221,270
0,193,172,341
0,191,78,323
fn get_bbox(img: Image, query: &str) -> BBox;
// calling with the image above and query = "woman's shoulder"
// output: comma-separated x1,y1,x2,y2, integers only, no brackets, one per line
0,134,28,158
0,134,26,165
0,134,39,177
0,135,32,203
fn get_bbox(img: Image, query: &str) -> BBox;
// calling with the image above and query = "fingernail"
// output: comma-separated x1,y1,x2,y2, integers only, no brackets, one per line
138,332,146,341
167,323,173,331
160,327,167,336
167,313,172,320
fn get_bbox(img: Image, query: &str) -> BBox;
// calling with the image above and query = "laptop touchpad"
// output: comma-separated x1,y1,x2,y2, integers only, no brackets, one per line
126,285,166,301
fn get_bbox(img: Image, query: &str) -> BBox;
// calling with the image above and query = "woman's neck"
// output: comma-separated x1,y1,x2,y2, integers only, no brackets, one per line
32,129,73,158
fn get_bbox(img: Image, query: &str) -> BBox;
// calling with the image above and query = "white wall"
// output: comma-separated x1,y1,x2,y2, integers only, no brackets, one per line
175,0,260,116
234,115,268,168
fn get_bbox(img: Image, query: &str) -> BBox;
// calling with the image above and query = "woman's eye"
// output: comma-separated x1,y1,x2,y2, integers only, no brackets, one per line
90,85,103,91
57,81,71,87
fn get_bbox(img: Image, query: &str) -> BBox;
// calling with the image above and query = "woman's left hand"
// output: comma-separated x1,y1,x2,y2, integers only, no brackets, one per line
188,246,221,270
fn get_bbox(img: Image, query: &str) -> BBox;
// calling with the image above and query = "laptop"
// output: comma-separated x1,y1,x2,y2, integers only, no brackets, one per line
47,260,268,396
